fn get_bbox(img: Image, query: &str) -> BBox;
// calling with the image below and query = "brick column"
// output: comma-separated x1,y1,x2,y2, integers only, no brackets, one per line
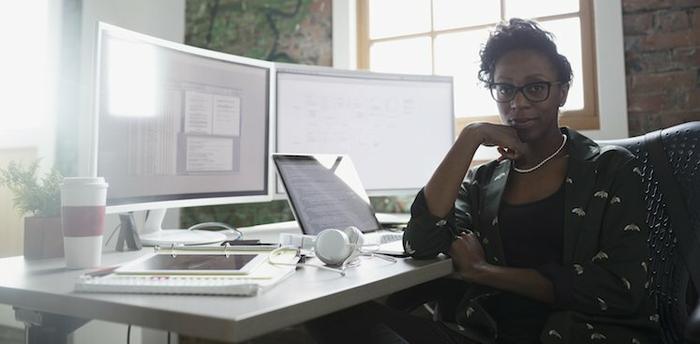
622,0,700,136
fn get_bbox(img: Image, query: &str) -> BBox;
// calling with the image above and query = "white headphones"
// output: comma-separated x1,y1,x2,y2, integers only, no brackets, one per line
274,226,396,275
314,226,365,266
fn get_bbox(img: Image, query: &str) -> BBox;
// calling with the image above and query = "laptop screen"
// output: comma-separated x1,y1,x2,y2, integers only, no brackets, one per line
273,154,381,235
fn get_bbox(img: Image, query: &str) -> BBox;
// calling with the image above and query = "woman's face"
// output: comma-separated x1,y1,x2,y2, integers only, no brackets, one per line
492,49,568,142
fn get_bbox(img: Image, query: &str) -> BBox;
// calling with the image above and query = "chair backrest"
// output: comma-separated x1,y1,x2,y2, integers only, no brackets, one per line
598,121,700,344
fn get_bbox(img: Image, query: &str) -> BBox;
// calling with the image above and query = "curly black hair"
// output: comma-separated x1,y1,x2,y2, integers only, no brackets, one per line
478,18,573,87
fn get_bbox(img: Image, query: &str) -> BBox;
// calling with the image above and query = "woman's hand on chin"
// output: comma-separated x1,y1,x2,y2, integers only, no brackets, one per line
497,146,518,162
464,122,525,161
448,231,490,283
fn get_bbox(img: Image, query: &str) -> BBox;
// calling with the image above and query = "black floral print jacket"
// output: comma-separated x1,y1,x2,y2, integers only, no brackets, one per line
403,128,659,343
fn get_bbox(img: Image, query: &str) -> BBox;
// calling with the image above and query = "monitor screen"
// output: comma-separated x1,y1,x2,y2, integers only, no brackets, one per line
275,65,454,195
94,23,272,213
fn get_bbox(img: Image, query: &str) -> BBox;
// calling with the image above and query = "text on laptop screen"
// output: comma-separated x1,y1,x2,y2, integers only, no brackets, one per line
273,154,381,235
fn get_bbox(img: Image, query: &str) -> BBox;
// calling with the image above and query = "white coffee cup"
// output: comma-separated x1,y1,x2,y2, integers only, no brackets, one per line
60,177,108,269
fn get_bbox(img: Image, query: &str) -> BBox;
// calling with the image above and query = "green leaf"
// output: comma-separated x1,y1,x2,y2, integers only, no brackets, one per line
0,160,62,217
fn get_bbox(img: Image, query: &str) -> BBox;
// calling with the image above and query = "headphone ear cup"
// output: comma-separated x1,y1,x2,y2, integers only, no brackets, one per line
343,226,364,247
315,229,353,266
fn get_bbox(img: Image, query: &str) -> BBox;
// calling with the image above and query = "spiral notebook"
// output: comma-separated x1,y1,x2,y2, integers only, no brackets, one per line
75,248,299,296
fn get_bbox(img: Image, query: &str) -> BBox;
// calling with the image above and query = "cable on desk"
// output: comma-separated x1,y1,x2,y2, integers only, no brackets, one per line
267,246,347,276
167,331,171,344
363,251,398,263
126,324,131,344
186,221,243,240
358,245,399,264
339,250,397,270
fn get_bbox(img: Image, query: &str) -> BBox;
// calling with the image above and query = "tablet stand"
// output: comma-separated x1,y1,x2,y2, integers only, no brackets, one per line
117,213,142,251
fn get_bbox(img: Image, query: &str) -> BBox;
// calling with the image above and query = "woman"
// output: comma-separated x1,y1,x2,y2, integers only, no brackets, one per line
309,18,659,344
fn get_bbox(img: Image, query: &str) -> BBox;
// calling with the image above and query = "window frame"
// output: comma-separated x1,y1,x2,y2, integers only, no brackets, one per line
356,0,599,133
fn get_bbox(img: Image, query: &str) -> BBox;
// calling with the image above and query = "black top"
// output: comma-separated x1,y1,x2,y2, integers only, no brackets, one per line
490,185,564,343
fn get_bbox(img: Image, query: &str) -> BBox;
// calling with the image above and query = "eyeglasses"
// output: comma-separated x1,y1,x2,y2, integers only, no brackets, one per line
488,81,562,103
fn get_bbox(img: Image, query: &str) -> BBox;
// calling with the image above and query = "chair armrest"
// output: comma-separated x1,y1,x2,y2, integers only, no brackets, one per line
688,300,700,342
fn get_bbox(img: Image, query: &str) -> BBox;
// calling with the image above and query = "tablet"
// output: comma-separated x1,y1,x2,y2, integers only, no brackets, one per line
114,253,266,275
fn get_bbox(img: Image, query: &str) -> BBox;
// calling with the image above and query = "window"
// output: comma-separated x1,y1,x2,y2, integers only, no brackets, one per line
0,0,56,258
357,0,598,132
0,0,56,150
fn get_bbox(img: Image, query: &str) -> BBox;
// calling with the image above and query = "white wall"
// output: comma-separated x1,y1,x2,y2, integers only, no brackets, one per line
582,0,629,140
332,0,357,70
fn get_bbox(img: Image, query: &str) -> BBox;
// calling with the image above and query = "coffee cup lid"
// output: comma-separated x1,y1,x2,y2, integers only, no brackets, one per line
61,177,108,187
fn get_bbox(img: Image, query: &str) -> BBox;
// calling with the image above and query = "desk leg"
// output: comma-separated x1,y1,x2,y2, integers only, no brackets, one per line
14,308,88,344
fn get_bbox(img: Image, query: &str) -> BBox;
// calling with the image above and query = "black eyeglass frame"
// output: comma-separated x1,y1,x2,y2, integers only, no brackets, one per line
488,81,564,103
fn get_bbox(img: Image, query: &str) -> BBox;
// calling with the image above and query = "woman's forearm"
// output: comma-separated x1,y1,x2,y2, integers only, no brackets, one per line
470,264,555,304
424,126,482,217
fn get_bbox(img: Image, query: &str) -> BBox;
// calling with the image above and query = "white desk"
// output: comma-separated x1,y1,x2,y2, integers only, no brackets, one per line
0,249,451,343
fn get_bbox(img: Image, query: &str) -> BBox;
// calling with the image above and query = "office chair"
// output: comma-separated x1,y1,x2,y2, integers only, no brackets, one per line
597,121,700,343
691,305,700,342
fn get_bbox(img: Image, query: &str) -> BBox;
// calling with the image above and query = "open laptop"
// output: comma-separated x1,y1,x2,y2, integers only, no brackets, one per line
272,153,407,256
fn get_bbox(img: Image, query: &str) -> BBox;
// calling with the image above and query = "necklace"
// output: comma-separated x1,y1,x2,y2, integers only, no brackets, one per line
512,134,568,173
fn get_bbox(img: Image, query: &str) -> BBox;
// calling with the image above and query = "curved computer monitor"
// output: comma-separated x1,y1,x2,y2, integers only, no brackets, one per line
92,23,274,245
275,63,454,196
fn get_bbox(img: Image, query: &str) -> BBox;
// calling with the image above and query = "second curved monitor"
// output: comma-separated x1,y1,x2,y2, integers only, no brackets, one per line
276,64,454,196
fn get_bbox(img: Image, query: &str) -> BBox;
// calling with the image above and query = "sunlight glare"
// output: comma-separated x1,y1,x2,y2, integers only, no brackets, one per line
435,29,498,117
370,37,432,75
369,0,431,39
106,38,159,117
0,2,49,130
433,0,500,30
539,18,584,111
505,0,579,19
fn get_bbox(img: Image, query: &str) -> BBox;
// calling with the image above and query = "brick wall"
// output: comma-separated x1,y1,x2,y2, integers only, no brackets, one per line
622,0,700,136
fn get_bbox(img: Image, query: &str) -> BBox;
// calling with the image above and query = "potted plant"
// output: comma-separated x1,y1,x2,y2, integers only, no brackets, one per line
0,160,63,259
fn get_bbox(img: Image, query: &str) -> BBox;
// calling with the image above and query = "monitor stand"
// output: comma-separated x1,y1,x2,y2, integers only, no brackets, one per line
138,209,227,246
